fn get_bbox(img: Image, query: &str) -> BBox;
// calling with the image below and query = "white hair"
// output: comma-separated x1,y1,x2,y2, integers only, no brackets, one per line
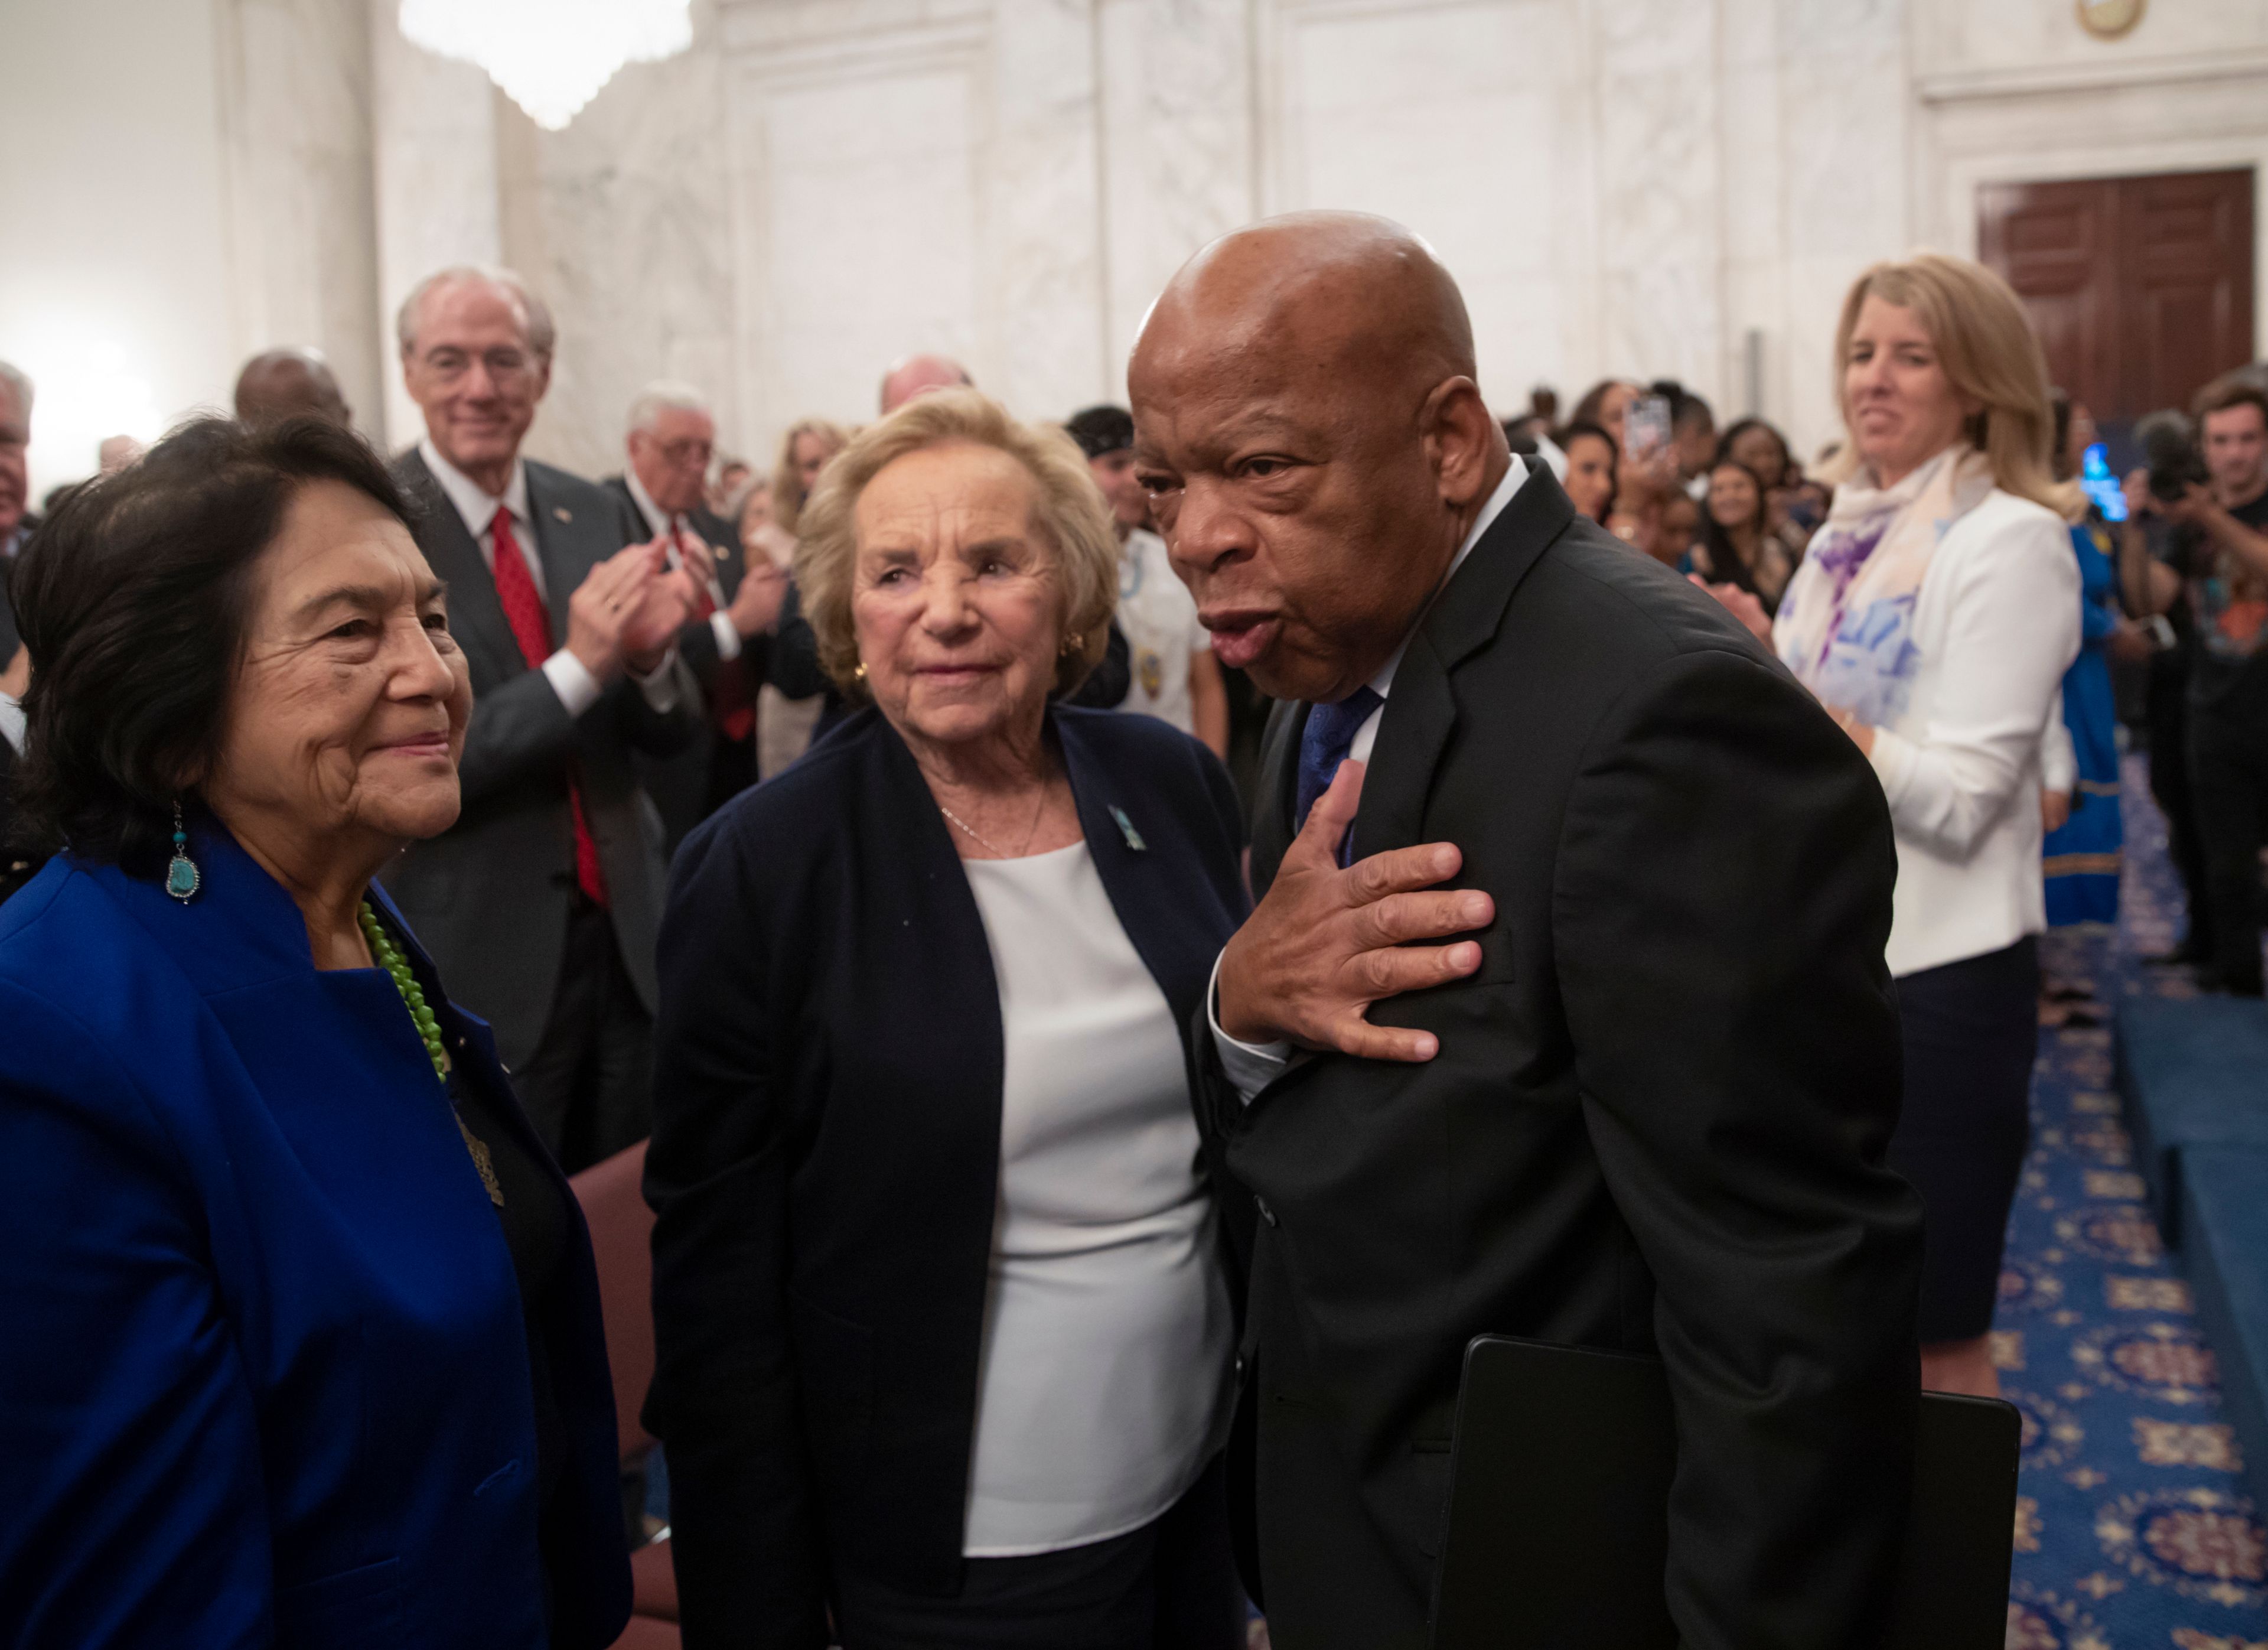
627,379,712,437
0,360,32,419
395,265,556,360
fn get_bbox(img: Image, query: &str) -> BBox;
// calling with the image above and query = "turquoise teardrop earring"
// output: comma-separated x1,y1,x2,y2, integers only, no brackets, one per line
165,801,200,903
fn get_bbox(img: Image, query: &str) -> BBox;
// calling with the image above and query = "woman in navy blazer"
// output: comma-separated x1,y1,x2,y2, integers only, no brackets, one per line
0,418,633,1648
646,392,1253,1649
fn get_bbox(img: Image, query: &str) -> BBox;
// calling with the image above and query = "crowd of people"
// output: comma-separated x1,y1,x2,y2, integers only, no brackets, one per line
0,212,2262,1650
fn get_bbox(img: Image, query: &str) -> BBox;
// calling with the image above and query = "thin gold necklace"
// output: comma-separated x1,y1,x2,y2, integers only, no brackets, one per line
940,779,1051,859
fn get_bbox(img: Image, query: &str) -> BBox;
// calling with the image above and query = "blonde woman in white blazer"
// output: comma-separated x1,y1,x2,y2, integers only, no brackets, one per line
1707,253,2080,1401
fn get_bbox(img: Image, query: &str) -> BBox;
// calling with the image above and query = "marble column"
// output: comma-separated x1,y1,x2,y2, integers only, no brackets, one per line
370,5,501,450
213,0,386,440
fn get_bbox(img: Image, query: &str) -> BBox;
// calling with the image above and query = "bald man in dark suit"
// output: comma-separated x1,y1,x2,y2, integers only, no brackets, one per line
1132,214,1922,1650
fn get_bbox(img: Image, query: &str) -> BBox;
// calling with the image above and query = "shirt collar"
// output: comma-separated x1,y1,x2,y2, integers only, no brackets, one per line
622,464,671,538
1367,453,1528,701
419,435,528,542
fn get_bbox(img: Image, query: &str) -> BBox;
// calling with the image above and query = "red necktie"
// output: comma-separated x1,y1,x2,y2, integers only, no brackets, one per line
488,509,608,906
677,518,755,743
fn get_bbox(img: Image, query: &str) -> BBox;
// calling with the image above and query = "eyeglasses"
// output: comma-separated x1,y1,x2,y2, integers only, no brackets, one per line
416,347,537,388
649,437,713,467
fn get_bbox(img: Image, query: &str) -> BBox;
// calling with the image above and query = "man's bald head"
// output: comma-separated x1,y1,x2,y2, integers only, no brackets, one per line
879,354,973,415
234,348,351,429
1128,212,1508,702
1136,211,1477,408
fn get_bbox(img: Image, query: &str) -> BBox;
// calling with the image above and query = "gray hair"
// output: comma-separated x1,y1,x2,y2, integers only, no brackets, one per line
0,359,32,420
627,379,712,437
395,265,557,360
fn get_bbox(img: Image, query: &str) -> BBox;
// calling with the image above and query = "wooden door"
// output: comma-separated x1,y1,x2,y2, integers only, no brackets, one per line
1979,168,2254,422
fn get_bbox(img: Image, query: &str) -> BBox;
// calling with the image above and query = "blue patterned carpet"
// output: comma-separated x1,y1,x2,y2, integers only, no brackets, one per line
2002,754,2268,1650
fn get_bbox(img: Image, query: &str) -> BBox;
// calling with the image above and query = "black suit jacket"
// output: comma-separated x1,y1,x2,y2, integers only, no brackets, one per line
602,478,763,850
379,451,701,1069
1205,467,1923,1650
644,705,1254,1648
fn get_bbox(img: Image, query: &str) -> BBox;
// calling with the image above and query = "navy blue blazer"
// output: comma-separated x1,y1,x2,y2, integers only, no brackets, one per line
644,704,1253,1647
0,821,631,1648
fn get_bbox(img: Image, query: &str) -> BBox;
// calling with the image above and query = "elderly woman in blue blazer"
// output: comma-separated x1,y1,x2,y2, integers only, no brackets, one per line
646,389,1253,1650
0,418,639,1648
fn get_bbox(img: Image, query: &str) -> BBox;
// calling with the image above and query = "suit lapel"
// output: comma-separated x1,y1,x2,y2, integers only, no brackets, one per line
397,450,524,685
1250,699,1306,897
1349,464,1579,859
523,463,581,645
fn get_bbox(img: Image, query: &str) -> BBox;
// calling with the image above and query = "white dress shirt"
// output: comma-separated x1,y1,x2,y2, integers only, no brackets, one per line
1209,456,1530,1097
418,438,677,717
621,466,744,664
960,842,1236,1554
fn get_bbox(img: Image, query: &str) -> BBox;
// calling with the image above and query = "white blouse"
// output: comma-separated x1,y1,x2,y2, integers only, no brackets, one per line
1777,489,2081,978
958,842,1235,1556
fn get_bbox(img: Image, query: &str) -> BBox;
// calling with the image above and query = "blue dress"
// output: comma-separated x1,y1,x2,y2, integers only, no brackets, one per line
2044,519,2124,926
0,819,631,1648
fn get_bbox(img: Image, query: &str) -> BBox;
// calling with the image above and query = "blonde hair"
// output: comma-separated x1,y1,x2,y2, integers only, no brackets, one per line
771,416,850,535
1828,253,2080,518
794,388,1117,704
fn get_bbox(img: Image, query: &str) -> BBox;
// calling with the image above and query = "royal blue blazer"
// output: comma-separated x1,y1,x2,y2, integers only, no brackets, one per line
0,821,632,1649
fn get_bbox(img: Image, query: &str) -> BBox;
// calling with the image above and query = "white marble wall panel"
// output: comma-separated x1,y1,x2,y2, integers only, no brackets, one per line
1591,0,1725,403
370,13,501,450
1774,0,1909,459
1097,0,1260,392
1267,0,1585,414
745,61,986,432
1917,0,2268,83
214,0,384,439
492,0,738,480
986,0,1112,422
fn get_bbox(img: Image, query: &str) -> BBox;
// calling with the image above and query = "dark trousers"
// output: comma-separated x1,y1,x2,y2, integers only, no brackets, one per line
2148,658,2214,956
2189,699,2268,995
830,1454,1245,1650
1888,936,2039,1343
513,893,654,1174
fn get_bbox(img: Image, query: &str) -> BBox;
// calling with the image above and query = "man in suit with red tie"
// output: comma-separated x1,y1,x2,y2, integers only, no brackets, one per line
605,381,787,850
381,265,701,1172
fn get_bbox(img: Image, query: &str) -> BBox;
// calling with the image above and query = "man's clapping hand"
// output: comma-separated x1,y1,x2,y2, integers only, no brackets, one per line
567,537,699,682
1216,760,1494,1063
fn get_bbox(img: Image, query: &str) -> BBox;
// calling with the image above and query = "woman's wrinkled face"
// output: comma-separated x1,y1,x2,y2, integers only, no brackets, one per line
1844,294,1977,486
205,479,471,854
1706,464,1762,532
850,441,1063,752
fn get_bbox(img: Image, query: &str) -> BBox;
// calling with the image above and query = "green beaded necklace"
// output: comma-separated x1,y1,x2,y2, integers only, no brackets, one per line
359,902,503,1208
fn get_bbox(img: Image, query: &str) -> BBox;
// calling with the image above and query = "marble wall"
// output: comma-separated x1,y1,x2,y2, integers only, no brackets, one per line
25,0,2265,489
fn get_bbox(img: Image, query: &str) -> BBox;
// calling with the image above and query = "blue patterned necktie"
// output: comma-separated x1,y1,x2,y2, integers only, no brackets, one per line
1293,686,1384,866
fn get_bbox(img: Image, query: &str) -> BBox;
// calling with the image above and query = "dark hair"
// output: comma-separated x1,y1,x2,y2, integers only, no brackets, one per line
1063,404,1135,461
9,415,418,873
1569,379,1636,430
1650,378,1713,431
1553,419,1618,522
1697,460,1769,596
2195,377,2268,434
1715,416,1792,488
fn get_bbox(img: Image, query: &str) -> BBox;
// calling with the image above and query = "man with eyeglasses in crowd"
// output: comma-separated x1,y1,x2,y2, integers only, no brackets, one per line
606,380,787,850
382,264,702,1172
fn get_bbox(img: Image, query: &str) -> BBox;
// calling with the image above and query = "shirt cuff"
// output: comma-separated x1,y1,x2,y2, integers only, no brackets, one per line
711,610,743,663
542,649,604,719
1208,948,1290,1103
628,647,683,714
